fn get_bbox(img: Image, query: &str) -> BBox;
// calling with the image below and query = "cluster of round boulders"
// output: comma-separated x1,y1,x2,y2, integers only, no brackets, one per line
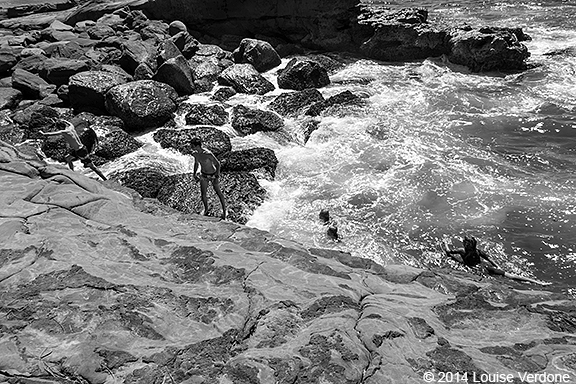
0,5,350,223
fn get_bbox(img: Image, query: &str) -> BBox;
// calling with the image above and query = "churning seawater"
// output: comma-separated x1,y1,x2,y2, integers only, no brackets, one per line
247,0,576,293
103,0,576,294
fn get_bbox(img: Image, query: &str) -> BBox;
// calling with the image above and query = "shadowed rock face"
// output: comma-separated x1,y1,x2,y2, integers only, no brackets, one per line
68,0,363,52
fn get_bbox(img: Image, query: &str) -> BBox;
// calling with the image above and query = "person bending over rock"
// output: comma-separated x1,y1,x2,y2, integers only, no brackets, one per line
191,137,227,219
39,119,107,181
443,236,550,285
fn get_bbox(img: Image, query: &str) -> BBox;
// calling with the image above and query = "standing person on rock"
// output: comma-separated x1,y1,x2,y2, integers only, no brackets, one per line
39,119,107,181
191,137,227,219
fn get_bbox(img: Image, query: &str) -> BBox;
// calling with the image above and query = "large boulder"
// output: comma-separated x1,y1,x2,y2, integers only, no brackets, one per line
11,68,56,99
357,7,531,72
220,147,278,180
105,80,178,131
153,126,232,157
183,103,229,126
109,167,168,198
277,58,330,91
68,71,128,114
357,8,448,62
232,38,281,72
189,45,233,91
218,64,275,95
231,104,284,135
120,37,157,74
86,115,144,163
157,171,267,224
153,55,195,96
448,27,531,71
268,88,325,117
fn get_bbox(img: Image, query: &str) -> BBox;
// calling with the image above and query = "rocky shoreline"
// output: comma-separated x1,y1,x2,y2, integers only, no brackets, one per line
2,1,575,383
1,139,576,383
0,1,534,224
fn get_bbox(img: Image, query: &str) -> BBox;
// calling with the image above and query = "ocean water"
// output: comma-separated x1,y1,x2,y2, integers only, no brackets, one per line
103,0,576,294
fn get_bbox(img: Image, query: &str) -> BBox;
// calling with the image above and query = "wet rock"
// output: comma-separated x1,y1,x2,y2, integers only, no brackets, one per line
92,121,144,163
11,68,56,99
358,8,447,62
189,59,223,92
109,167,169,198
157,171,266,224
220,147,278,179
268,88,325,117
153,126,231,157
153,55,195,95
183,103,229,126
357,7,531,71
68,70,128,114
211,85,236,102
277,58,330,91
233,38,281,72
105,80,178,131
231,104,284,135
191,44,234,82
305,90,363,117
299,118,320,144
218,63,275,95
448,27,530,71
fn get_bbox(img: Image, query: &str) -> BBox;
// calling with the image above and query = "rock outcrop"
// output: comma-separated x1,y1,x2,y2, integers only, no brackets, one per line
1,140,575,383
104,80,178,131
357,7,531,72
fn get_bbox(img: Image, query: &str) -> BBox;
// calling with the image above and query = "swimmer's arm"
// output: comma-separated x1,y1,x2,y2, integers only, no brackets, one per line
39,129,66,136
444,248,465,263
479,250,499,268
